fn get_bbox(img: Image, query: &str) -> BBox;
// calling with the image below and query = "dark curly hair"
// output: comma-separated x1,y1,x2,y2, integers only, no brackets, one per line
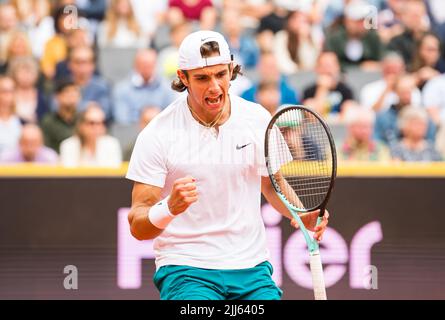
171,41,242,92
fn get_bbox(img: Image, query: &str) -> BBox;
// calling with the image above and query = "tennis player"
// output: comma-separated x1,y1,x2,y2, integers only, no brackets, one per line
126,30,329,300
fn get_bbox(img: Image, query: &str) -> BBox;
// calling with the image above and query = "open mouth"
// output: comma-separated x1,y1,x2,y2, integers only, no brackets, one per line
205,94,223,108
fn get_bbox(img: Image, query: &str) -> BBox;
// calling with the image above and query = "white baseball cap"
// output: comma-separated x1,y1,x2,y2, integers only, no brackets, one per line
178,30,232,70
344,0,370,21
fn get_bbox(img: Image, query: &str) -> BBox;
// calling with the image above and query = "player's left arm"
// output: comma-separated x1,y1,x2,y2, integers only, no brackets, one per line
261,176,329,241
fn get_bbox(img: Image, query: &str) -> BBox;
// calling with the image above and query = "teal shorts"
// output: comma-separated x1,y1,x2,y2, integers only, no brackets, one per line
153,261,283,300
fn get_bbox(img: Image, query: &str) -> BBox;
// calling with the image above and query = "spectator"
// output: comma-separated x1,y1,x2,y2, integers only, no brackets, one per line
0,3,19,68
256,1,290,52
387,0,429,68
11,0,55,59
241,51,299,106
340,106,390,161
7,57,48,123
425,0,445,43
377,0,405,44
97,0,148,48
41,80,80,153
324,0,384,71
255,80,280,115
0,123,58,163
422,73,445,126
113,49,175,124
130,0,168,36
54,28,94,83
302,51,354,116
375,75,436,145
411,32,445,90
390,106,442,161
167,0,217,31
360,52,421,113
274,8,323,74
221,8,260,70
157,22,191,81
60,103,122,167
0,30,33,74
65,45,112,119
123,105,161,161
0,76,21,154
40,6,74,79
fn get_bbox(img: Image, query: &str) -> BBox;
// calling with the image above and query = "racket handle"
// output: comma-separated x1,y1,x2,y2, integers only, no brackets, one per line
319,207,325,218
310,251,327,300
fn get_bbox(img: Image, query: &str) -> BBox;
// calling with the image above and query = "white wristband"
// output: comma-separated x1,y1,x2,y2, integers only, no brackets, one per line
148,196,176,229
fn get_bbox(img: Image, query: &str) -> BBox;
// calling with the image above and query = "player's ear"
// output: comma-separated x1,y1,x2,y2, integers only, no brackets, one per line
229,62,234,79
177,70,189,87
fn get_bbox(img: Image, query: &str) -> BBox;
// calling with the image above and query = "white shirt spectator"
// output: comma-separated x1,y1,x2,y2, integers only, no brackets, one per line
0,115,21,154
423,74,445,123
60,135,122,167
97,20,149,48
360,79,422,112
130,0,168,35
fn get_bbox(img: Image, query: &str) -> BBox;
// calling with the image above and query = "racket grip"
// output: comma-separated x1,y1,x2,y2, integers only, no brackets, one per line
310,251,327,300
319,207,325,217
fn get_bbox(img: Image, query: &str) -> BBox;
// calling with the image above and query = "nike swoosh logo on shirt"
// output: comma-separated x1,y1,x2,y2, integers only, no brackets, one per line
236,143,252,150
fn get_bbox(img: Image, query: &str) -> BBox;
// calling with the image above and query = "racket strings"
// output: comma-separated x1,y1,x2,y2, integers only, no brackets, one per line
268,108,333,210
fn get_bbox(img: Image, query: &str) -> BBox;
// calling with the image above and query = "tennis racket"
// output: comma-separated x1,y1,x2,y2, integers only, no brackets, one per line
264,105,337,300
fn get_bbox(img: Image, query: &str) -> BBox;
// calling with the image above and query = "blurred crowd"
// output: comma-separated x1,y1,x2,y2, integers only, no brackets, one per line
0,0,445,167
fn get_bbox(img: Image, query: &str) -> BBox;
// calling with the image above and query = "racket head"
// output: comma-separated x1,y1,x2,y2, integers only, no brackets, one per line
264,105,337,214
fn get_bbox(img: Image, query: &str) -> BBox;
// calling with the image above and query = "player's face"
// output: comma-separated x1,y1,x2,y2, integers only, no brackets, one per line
180,64,232,118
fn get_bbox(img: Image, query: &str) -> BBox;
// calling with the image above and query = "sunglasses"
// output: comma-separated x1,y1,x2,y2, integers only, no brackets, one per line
84,120,105,126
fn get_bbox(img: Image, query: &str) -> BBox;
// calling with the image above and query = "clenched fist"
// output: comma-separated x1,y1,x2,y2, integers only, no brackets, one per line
168,176,198,215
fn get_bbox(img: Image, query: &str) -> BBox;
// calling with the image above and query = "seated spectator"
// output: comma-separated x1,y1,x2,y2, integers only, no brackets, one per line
97,0,149,48
0,123,58,164
324,0,384,71
390,106,442,161
425,0,445,43
274,8,323,74
388,0,429,68
0,76,21,154
41,80,80,153
255,80,280,115
241,51,299,106
222,8,260,70
0,3,18,68
340,107,390,161
360,52,421,113
1,30,34,74
302,51,354,117
157,22,191,81
54,28,94,83
411,32,445,90
12,0,55,59
112,49,175,124
377,0,405,44
60,103,122,167
7,57,48,123
375,75,436,145
40,6,72,79
130,0,168,37
65,45,112,120
167,0,217,31
123,105,161,161
256,1,290,52
422,73,445,126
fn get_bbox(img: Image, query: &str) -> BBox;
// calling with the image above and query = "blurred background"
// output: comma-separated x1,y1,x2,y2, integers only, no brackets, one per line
1,0,445,299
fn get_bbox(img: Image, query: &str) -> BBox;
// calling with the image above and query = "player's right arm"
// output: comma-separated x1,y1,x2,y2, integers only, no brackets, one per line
128,176,198,240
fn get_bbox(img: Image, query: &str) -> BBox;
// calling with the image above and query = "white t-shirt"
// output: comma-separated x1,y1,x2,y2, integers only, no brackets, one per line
360,79,422,112
126,94,272,270
423,74,445,123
